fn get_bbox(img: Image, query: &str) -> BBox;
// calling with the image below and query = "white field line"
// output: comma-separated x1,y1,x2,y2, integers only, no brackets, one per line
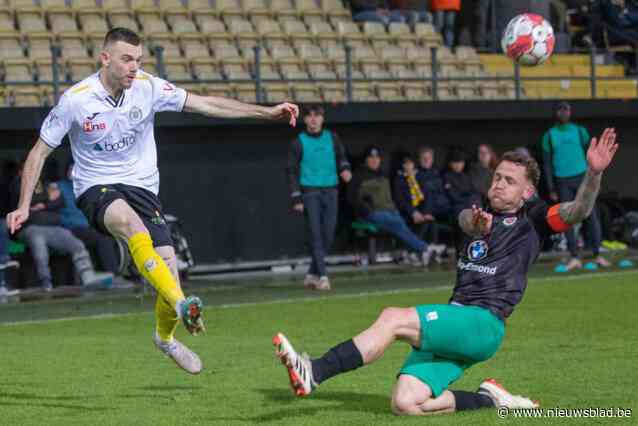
2,269,636,327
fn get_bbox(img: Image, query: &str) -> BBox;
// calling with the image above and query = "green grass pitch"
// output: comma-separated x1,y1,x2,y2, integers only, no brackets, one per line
1,269,636,425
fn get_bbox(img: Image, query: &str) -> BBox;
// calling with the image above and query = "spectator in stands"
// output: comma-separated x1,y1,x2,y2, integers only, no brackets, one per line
393,154,447,249
349,146,445,265
9,165,113,291
431,0,461,47
389,0,432,25
56,163,120,275
443,148,480,217
542,101,610,271
350,0,406,26
287,106,351,291
469,143,498,198
601,0,638,46
416,146,452,222
0,218,19,296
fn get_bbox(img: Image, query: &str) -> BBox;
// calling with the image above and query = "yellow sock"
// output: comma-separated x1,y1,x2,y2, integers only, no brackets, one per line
128,232,184,309
155,295,179,342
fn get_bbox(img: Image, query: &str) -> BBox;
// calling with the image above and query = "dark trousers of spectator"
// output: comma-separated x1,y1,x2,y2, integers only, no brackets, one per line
556,173,602,258
473,0,492,48
353,10,405,26
303,189,338,278
71,227,119,274
366,210,426,253
433,10,457,47
0,218,8,285
415,221,442,245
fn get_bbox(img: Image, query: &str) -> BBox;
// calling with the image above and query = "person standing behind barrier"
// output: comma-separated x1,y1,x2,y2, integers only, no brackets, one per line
431,0,461,47
469,144,498,199
287,106,352,291
541,101,610,271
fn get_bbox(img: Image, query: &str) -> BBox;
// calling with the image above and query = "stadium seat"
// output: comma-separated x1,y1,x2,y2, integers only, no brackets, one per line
148,33,181,57
130,0,158,13
78,11,109,35
67,57,97,81
402,81,431,101
34,58,63,82
0,9,14,31
178,82,205,94
379,45,409,68
255,19,288,48
362,22,391,46
205,82,233,97
271,44,301,66
188,0,215,16
158,0,187,14
109,11,141,32
292,82,321,102
414,23,442,45
309,21,339,49
295,0,323,22
59,32,88,59
86,32,106,56
0,89,6,106
352,82,378,101
336,21,365,44
26,33,53,60
10,85,43,106
167,13,199,36
598,79,637,98
270,0,296,21
376,81,404,101
233,82,256,101
73,0,101,11
198,17,232,44
180,34,209,58
455,46,482,74
8,0,40,11
280,67,309,81
191,57,223,80
163,57,192,80
213,42,242,61
262,82,290,102
319,81,345,102
227,18,259,48
321,0,350,22
17,11,47,32
242,0,269,20
3,58,33,82
281,19,313,47
299,44,330,73
549,54,589,66
139,12,170,36
216,0,243,20
142,61,160,76
0,33,25,59
308,67,336,80
388,22,417,47
102,0,130,13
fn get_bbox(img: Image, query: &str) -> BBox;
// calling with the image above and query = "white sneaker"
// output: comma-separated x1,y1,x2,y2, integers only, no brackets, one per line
432,244,447,264
303,274,320,289
421,245,438,267
565,257,583,271
153,332,203,375
273,332,316,397
315,276,331,291
478,378,539,409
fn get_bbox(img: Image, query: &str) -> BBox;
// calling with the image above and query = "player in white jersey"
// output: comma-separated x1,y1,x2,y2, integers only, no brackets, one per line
7,28,299,374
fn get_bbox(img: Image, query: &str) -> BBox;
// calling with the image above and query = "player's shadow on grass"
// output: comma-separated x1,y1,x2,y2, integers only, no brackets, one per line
208,388,390,422
137,385,202,392
0,393,110,412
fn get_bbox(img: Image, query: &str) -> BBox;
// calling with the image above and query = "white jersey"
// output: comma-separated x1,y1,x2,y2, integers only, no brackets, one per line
40,70,187,197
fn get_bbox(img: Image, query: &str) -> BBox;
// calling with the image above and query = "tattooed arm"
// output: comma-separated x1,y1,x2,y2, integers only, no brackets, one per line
558,128,618,225
459,205,493,237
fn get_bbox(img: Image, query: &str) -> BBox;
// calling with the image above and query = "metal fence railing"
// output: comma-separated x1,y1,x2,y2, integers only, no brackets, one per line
2,44,637,105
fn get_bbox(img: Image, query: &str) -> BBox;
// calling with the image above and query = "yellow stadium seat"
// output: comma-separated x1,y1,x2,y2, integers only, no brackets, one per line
9,0,40,12
148,33,181,57
73,0,101,12
336,21,365,44
263,82,291,102
188,0,216,16
164,57,192,80
59,32,88,59
10,85,43,106
292,82,321,102
191,57,223,80
78,11,109,34
549,54,589,66
205,83,233,97
0,9,14,31
130,0,157,13
270,0,297,20
242,0,270,20
233,83,257,102
109,11,141,32
0,32,25,59
17,11,47,32
388,22,417,46
216,0,243,20
320,81,345,103
352,82,378,102
158,0,187,14
67,57,97,80
376,81,404,101
295,0,323,21
309,21,339,49
282,19,313,46
308,66,336,80
102,0,130,13
362,21,391,45
26,33,53,60
180,34,209,58
402,81,431,101
4,58,33,82
139,12,170,36
414,22,442,45
255,19,288,47
321,0,350,21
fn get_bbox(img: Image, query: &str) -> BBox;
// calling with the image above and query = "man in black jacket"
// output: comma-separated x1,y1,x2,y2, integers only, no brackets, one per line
287,106,351,290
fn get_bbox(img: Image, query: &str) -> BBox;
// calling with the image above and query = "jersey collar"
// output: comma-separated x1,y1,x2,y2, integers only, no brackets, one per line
93,71,127,108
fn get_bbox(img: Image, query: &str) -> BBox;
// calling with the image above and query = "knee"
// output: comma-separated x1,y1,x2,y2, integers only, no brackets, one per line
391,391,419,416
109,214,146,238
378,307,407,329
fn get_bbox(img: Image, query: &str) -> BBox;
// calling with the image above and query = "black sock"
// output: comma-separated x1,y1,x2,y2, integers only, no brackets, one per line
311,339,363,384
451,390,495,411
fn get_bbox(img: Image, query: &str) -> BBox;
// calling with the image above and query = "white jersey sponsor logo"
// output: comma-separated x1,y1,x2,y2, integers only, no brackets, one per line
457,259,498,275
39,70,187,197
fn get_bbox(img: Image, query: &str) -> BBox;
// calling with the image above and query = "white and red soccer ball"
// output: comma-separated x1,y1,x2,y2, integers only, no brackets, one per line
501,13,555,66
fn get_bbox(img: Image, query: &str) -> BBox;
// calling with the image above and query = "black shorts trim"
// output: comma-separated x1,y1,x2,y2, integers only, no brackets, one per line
77,184,173,248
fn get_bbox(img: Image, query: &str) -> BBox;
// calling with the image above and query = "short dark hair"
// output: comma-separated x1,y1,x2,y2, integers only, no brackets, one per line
103,27,141,48
302,105,325,117
417,146,434,156
498,151,540,187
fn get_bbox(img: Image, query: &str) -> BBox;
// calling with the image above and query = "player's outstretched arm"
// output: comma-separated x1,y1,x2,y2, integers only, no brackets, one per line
559,128,618,225
183,93,299,126
6,139,54,234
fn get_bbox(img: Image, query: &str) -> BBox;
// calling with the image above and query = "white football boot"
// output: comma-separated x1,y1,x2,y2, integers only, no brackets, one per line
153,332,203,375
273,332,316,397
478,378,539,409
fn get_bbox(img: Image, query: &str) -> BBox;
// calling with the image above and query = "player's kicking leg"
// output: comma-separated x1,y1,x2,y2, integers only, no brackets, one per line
274,307,421,396
104,199,203,373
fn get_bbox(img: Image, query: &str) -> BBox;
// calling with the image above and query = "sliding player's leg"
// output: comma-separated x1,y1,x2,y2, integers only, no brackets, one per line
273,307,421,396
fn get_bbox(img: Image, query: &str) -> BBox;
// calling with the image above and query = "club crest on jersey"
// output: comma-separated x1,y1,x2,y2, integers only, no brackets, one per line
503,217,517,226
468,240,488,261
129,106,142,122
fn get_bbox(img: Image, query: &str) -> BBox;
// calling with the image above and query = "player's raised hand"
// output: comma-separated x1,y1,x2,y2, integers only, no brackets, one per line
471,204,493,236
6,206,30,234
587,127,619,174
268,102,299,127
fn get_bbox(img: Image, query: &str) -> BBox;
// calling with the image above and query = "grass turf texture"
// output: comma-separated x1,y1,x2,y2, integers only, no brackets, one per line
1,270,636,425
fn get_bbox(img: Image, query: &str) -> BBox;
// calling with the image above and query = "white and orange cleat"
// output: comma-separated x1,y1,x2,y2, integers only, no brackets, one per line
478,378,539,409
273,332,316,397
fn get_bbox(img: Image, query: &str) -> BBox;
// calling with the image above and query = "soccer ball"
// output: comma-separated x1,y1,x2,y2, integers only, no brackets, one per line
501,13,555,66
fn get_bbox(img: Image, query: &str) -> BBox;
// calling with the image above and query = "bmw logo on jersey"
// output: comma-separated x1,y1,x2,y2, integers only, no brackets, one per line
468,240,489,261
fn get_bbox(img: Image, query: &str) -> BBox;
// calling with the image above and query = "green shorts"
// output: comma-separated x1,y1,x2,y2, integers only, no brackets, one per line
398,304,505,397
